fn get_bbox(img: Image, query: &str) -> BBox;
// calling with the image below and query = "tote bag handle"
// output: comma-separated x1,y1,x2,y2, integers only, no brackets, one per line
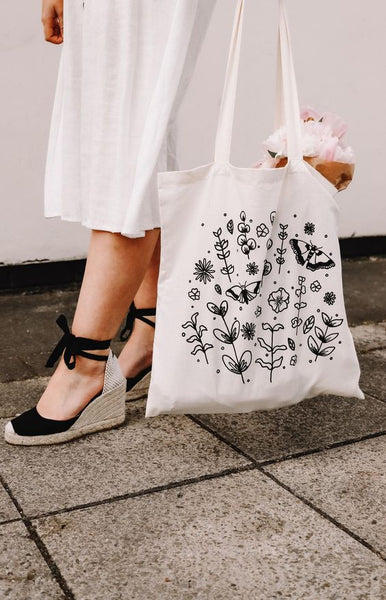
214,0,303,164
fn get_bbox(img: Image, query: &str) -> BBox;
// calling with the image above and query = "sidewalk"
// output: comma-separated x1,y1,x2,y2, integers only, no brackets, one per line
0,257,385,600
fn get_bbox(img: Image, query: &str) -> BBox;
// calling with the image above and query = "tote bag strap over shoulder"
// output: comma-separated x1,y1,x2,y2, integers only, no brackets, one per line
214,0,303,164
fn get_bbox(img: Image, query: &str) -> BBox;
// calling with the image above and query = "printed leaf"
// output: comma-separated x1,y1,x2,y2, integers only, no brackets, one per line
307,335,319,354
221,265,235,275
288,337,296,351
294,302,307,310
255,358,271,371
272,344,287,354
321,312,332,326
191,345,204,356
223,251,230,259
272,323,285,332
329,318,343,328
182,320,193,329
186,334,199,344
239,350,252,372
220,301,229,316
256,337,271,352
197,325,208,337
222,240,229,250
272,356,284,369
319,346,336,357
207,303,220,315
324,332,339,343
230,320,240,342
262,323,273,331
315,326,326,342
192,312,199,327
303,316,315,335
213,329,232,344
203,343,214,351
222,354,241,374
227,220,234,234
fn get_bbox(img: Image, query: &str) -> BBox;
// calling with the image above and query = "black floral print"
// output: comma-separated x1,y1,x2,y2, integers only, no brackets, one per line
323,291,336,305
241,322,256,340
304,222,315,235
193,258,215,284
246,262,259,276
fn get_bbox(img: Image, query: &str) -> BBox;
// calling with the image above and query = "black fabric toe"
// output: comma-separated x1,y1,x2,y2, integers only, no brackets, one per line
11,407,79,437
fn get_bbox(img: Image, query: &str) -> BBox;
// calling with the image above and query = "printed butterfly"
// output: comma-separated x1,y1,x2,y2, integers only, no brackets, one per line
225,281,261,304
289,239,335,271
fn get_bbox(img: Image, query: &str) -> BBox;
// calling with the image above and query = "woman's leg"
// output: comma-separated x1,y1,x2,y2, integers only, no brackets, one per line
37,228,160,420
118,236,160,378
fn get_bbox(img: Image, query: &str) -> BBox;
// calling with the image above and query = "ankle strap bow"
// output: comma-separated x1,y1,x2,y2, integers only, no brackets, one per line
119,302,156,341
45,314,111,370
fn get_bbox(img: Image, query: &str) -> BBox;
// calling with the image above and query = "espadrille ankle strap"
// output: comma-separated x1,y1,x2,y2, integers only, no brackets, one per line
119,302,156,341
46,314,111,370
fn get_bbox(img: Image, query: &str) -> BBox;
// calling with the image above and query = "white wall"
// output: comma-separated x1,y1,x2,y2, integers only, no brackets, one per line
1,0,385,265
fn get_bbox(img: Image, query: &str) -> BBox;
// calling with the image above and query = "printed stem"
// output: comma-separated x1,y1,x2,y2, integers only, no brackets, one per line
192,321,209,364
270,329,274,383
295,286,303,336
215,231,232,283
314,325,329,362
221,315,245,384
278,236,285,274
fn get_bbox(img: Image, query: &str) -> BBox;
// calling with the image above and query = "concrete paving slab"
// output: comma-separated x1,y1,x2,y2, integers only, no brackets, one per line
0,487,19,523
195,395,386,463
0,521,64,599
351,322,386,354
359,350,386,402
265,436,386,559
34,469,386,600
342,257,386,326
0,377,50,418
0,401,249,517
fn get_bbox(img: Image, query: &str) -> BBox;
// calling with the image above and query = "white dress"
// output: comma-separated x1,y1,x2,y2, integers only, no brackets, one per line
44,0,217,238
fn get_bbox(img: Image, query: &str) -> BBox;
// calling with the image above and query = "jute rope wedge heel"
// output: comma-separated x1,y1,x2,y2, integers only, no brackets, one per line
4,314,126,446
120,302,155,399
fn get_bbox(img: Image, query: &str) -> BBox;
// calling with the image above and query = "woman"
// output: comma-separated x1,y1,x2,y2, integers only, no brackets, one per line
4,0,217,445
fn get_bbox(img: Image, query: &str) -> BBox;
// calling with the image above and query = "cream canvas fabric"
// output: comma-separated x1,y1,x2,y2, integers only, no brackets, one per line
146,0,364,416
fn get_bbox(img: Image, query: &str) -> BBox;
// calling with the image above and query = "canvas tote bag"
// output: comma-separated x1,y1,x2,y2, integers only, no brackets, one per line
145,0,364,417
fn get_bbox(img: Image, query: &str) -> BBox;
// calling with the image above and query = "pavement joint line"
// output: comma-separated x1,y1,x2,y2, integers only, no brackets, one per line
189,417,386,561
0,472,76,600
362,391,386,405
258,466,386,563
27,463,257,522
0,516,22,527
189,417,386,468
257,430,386,467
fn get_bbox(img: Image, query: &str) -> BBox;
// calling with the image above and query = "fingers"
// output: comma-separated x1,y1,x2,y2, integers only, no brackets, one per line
41,2,64,44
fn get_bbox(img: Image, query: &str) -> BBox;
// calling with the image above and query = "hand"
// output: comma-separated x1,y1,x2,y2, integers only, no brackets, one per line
41,0,64,44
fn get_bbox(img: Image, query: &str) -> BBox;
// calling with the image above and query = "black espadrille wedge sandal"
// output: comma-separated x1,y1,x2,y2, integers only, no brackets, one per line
119,302,155,398
4,314,126,446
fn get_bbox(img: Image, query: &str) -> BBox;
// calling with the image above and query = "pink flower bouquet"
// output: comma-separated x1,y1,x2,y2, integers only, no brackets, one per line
254,107,355,191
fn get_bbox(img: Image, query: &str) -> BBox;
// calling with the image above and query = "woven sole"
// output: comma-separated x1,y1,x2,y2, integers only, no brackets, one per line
4,381,126,446
126,370,151,401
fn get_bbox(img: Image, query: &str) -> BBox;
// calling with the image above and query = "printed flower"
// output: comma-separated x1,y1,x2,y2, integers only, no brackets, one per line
268,287,290,313
193,258,215,284
254,306,262,318
188,288,200,301
241,322,256,341
310,280,321,292
304,222,315,235
256,223,269,238
291,316,302,329
324,291,336,305
290,355,298,366
239,238,257,256
237,222,250,234
246,262,259,276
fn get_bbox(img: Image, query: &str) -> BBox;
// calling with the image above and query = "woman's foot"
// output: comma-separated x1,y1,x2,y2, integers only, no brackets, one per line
118,317,154,378
36,349,109,421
